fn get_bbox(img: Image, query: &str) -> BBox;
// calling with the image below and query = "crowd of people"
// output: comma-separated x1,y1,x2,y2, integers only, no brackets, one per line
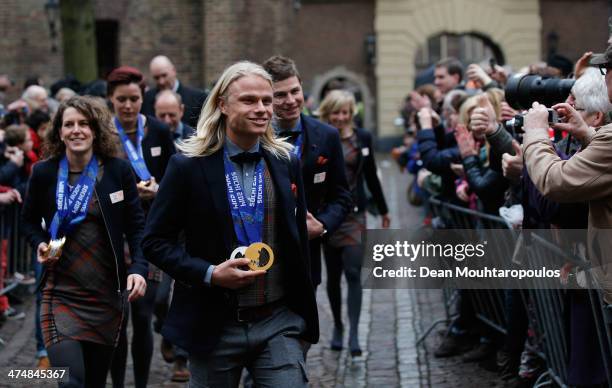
391,40,612,386
0,31,611,388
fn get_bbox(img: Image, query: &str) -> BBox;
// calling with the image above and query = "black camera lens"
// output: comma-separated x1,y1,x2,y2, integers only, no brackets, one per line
505,74,574,110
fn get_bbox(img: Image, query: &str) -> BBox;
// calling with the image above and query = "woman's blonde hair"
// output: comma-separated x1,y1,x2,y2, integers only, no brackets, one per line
177,61,292,159
318,90,357,125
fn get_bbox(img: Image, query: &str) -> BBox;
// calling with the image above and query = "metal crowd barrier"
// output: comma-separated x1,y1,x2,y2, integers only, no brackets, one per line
0,203,34,297
424,197,612,388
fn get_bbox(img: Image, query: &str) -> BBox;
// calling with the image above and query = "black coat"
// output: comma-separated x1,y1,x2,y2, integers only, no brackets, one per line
299,114,352,285
417,124,462,201
21,157,148,291
141,83,207,128
142,149,319,356
139,116,176,183
352,128,388,215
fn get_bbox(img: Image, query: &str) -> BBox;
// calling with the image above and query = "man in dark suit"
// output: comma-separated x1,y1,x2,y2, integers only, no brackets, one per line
154,90,196,142
142,61,317,387
262,55,351,287
141,55,207,128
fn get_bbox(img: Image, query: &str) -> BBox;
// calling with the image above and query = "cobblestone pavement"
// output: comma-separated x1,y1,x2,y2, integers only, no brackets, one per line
0,155,501,387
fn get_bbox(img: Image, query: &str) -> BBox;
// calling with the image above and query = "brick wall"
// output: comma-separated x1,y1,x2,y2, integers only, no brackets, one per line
290,0,375,94
540,0,609,61
95,0,205,89
0,0,64,100
202,0,295,85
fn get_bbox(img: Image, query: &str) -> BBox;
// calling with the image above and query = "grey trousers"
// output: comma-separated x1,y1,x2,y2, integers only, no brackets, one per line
188,305,309,388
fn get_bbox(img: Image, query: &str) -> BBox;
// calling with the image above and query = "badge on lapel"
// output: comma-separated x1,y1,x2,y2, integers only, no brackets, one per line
314,172,326,184
109,190,124,204
316,156,328,166
151,147,162,157
361,147,370,156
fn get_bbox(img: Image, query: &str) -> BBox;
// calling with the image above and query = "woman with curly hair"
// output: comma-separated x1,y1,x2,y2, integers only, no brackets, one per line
21,95,148,388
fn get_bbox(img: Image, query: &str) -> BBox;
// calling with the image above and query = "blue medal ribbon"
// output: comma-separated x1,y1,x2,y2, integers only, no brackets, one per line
223,148,265,246
50,155,98,239
292,133,304,159
114,115,152,181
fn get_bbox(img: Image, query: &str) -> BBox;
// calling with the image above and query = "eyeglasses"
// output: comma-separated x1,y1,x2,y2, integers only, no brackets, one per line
598,65,610,75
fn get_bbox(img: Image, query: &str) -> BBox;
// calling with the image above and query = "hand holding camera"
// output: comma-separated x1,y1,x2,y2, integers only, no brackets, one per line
524,102,556,134
551,102,594,144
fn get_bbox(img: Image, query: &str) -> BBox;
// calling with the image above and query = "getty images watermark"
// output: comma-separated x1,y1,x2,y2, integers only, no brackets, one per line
362,228,608,290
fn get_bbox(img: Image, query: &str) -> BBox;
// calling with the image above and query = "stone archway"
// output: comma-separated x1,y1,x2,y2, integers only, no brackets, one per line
375,0,541,137
310,66,375,132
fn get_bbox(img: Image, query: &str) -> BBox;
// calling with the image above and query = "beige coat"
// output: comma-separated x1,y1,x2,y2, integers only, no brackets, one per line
524,124,612,303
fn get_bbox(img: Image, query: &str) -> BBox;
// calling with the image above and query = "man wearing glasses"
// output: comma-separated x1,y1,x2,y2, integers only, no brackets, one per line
521,43,612,305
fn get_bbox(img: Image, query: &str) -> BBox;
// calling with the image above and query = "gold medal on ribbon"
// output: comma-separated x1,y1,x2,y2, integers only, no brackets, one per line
44,236,66,260
245,242,274,271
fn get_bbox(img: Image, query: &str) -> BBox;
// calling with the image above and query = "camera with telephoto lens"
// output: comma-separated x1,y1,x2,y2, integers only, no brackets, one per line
503,73,574,133
505,73,574,110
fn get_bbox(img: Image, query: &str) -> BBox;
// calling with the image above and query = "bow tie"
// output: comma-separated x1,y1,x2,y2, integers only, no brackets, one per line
230,151,262,165
278,131,301,141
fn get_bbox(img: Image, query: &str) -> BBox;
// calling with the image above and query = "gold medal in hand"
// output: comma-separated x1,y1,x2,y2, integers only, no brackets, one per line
245,242,274,271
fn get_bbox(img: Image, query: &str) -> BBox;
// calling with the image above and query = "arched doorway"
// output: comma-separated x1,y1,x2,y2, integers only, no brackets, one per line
374,0,541,137
310,67,375,132
414,32,505,86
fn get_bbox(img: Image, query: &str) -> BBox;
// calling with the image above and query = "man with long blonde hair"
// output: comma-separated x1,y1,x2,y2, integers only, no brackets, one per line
143,61,318,387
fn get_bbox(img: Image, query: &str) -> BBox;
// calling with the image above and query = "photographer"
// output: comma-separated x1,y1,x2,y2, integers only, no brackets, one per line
523,46,612,305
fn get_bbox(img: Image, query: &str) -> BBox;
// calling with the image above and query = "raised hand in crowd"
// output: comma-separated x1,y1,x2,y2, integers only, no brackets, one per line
551,102,595,144
469,95,498,136
417,107,440,130
4,146,24,168
409,91,431,111
500,101,518,122
502,140,523,184
489,64,508,86
574,51,593,79
454,124,477,158
0,189,21,205
466,63,493,89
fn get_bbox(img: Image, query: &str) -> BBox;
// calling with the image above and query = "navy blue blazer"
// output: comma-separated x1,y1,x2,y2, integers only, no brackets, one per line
142,148,319,356
21,157,148,291
142,83,207,128
299,114,351,285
